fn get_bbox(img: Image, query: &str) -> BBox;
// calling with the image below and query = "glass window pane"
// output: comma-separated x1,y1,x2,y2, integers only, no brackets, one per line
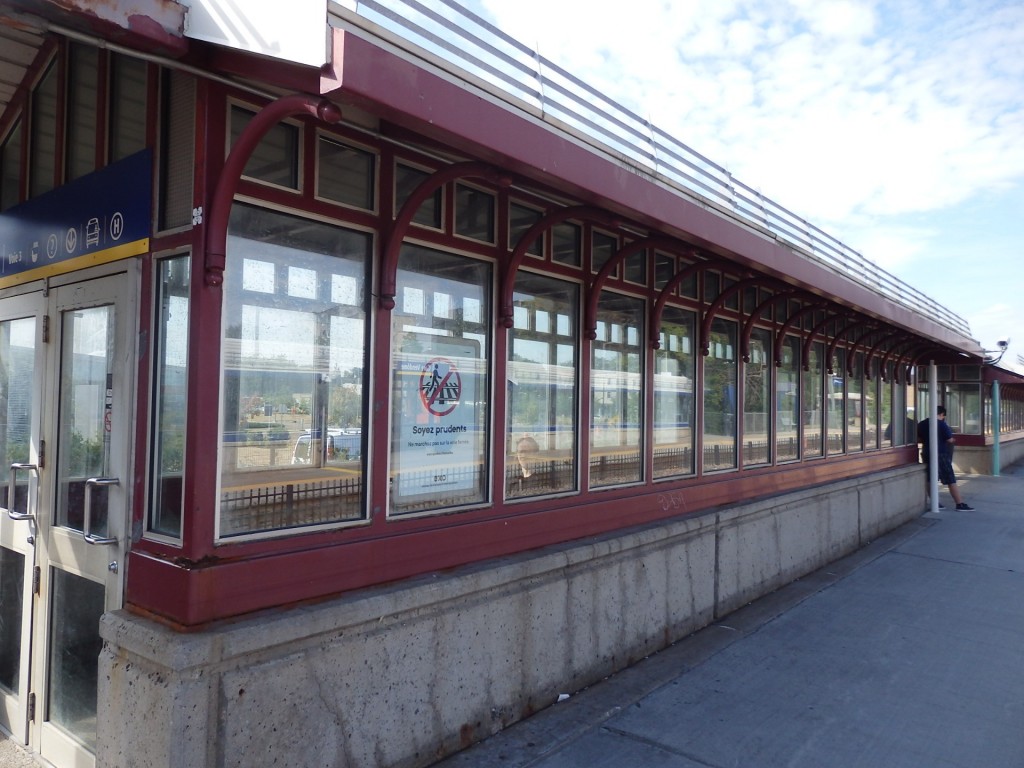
159,69,196,231
47,569,104,751
703,318,737,471
109,54,148,162
1,316,35,513
0,547,25,694
591,231,616,275
230,105,299,189
220,205,369,537
57,306,115,534
591,292,643,486
827,348,846,455
654,307,695,477
654,253,673,290
391,246,490,514
149,255,189,538
848,352,864,452
30,63,58,197
66,44,99,181
317,137,375,209
552,222,580,267
1,119,22,210
625,249,647,285
776,335,800,461
396,163,442,228
743,327,771,466
507,273,578,498
880,374,893,447
455,184,495,242
509,202,542,256
803,341,824,458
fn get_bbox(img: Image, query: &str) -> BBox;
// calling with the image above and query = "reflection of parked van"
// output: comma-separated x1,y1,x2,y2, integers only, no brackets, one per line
291,429,361,464
292,430,338,464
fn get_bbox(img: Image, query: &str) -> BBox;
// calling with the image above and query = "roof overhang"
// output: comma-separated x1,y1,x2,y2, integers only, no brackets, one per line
321,26,983,360
0,0,187,125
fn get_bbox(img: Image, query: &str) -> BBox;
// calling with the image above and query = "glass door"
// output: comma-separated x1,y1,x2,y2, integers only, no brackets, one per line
0,293,44,744
0,268,136,767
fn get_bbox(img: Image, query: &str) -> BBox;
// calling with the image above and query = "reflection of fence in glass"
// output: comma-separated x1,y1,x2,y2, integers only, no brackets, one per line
505,457,574,499
220,476,362,536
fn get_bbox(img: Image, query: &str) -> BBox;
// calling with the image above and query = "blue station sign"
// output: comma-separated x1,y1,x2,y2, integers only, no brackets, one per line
0,149,152,288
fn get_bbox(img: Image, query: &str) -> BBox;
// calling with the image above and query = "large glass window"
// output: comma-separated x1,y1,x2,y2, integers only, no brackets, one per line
591,292,643,486
848,352,864,452
776,335,800,462
880,368,894,448
219,205,369,538
827,348,846,455
946,383,982,435
803,341,824,458
743,328,771,466
149,255,189,539
506,273,578,498
390,246,490,515
654,307,695,478
703,318,737,471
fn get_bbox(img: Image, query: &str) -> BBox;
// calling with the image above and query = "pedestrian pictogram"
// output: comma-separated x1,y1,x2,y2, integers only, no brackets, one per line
419,357,461,416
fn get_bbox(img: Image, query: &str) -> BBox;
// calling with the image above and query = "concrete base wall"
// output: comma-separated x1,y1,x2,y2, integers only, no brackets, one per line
98,466,923,768
955,434,1024,476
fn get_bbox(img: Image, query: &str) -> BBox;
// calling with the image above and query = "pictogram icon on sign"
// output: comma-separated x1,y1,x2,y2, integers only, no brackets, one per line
419,357,462,416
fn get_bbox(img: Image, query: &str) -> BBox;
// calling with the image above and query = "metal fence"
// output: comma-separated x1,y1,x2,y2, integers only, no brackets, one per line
332,0,973,341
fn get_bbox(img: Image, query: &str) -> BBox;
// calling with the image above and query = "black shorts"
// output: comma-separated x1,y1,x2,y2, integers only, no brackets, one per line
924,455,956,486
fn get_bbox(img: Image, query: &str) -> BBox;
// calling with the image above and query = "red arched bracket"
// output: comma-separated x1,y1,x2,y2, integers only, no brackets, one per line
825,319,872,374
740,289,803,362
847,328,886,377
380,161,509,310
699,276,760,355
773,302,828,366
205,94,342,286
500,205,614,329
801,311,853,371
881,339,920,384
865,332,904,380
649,257,727,349
585,236,682,340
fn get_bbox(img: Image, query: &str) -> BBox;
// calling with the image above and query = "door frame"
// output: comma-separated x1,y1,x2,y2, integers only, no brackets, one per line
0,262,139,766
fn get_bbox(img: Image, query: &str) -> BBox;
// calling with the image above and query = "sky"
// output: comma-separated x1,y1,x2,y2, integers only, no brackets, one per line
466,0,1024,369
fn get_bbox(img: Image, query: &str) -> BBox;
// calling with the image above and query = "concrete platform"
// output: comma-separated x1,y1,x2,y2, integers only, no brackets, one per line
435,466,1024,768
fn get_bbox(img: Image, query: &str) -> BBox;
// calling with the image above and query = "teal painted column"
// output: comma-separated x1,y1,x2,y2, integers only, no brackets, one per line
992,379,1001,476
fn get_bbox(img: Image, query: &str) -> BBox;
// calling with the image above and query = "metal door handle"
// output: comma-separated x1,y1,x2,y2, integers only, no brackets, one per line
7,463,38,522
84,476,119,545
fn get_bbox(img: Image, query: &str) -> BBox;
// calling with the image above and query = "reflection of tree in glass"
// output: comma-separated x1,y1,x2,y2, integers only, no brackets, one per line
67,430,103,477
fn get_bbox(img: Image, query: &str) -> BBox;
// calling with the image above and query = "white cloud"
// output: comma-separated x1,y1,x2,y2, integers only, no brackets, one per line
471,0,1024,343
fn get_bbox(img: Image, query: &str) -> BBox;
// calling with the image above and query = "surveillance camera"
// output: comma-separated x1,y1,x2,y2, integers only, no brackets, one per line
997,338,1010,350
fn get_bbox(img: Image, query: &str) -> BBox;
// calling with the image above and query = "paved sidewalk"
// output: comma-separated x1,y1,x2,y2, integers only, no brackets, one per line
436,467,1024,768
4,467,1021,768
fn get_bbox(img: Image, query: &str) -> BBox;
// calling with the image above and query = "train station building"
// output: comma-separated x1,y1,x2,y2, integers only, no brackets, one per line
1,1,1020,766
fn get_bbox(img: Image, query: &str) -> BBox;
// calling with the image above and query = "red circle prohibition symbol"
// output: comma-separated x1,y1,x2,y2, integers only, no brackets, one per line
419,357,462,416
